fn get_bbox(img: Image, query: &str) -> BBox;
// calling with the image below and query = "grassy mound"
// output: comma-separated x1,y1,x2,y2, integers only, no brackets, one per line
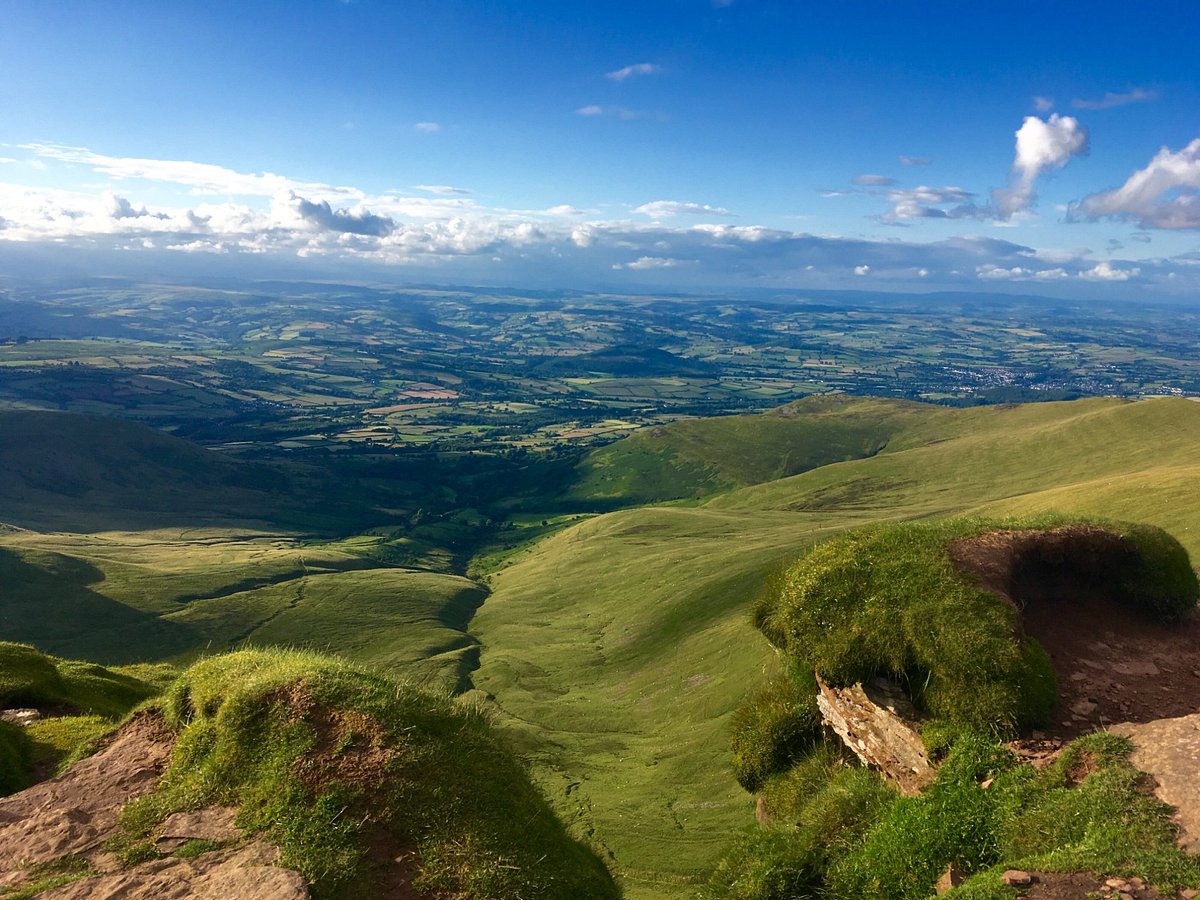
755,516,1198,735
0,642,163,718
119,649,617,899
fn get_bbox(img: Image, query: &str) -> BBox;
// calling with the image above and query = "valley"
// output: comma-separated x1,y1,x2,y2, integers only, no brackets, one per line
4,280,1200,897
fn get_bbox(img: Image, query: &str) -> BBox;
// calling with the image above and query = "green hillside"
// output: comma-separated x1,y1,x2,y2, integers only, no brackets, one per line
471,396,1200,897
0,409,294,530
566,395,937,506
9,395,1200,896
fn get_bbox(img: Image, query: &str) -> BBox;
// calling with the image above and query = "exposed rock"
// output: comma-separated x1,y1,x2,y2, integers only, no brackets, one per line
935,861,963,894
1111,713,1200,852
0,711,174,887
40,841,308,899
1002,869,1035,887
1,708,42,726
754,794,771,826
815,674,935,796
155,806,243,852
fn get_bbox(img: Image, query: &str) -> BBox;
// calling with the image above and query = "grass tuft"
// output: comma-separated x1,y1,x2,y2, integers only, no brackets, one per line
730,668,822,792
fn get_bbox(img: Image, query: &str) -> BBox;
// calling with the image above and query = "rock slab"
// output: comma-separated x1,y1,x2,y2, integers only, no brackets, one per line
815,674,935,795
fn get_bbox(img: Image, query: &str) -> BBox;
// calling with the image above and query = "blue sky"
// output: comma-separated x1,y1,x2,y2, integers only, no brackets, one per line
1,0,1198,295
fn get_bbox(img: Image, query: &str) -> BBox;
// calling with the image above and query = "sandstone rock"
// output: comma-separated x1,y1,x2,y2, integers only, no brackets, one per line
935,861,963,894
0,712,174,887
815,674,935,796
40,842,308,899
155,807,243,851
0,708,41,726
1001,869,1034,887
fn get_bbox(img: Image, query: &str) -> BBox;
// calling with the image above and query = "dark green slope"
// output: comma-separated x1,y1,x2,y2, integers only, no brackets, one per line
0,409,292,530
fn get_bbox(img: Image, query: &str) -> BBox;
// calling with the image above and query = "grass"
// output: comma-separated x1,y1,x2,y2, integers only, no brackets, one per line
754,516,1196,735
707,732,1200,899
565,395,933,507
471,396,1200,897
118,649,618,899
13,396,1200,895
0,641,161,718
0,642,166,784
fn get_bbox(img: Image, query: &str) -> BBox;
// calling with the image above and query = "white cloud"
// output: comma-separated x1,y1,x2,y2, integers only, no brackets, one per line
633,200,734,218
880,185,979,222
0,157,16,164
1079,261,1139,281
414,184,470,195
854,265,870,275
992,114,1089,218
575,105,604,117
20,142,363,202
1033,96,1055,112
606,63,662,82
413,122,441,133
544,204,586,216
614,256,686,270
1071,138,1200,229
976,264,1068,281
1072,88,1158,110
852,174,896,186
898,155,932,166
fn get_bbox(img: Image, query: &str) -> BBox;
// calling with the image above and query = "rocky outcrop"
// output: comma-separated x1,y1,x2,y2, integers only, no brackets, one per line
0,712,307,899
815,674,935,795
1111,713,1200,853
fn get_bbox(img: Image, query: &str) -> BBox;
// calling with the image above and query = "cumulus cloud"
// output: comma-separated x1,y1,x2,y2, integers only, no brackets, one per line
1033,96,1055,112
1070,138,1200,229
977,264,1069,281
1079,260,1140,281
613,256,686,270
3,143,1195,292
288,194,396,237
414,184,469,195
898,155,932,166
106,192,166,220
852,174,896,186
633,200,734,218
991,114,1089,218
606,63,662,81
1072,88,1158,110
879,185,980,222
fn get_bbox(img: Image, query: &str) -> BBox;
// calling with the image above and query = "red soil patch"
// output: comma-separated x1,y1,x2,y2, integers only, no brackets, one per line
951,527,1200,739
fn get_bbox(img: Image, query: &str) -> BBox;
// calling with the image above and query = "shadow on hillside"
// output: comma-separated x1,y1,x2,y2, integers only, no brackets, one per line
0,548,198,665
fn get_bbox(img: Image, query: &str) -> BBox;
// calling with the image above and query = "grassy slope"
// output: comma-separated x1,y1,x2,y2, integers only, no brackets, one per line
565,395,935,506
0,529,484,690
470,396,1200,898
0,409,292,531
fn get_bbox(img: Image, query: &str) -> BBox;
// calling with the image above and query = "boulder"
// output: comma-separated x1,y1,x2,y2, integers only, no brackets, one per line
815,674,935,796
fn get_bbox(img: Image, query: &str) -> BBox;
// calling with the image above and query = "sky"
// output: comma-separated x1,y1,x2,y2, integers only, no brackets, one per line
1,0,1198,297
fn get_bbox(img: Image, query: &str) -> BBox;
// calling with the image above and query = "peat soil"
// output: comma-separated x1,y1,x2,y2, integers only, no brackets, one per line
1021,594,1200,740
